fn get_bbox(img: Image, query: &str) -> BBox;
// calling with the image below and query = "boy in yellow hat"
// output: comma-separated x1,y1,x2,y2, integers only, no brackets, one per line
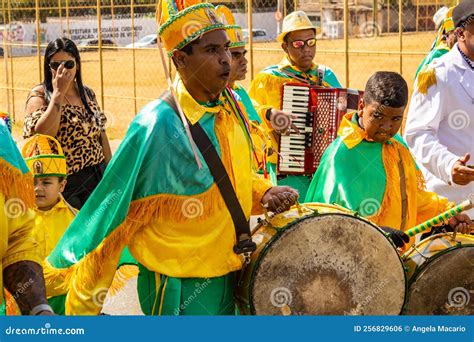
248,10,342,199
0,122,53,316
22,134,76,263
19,134,76,314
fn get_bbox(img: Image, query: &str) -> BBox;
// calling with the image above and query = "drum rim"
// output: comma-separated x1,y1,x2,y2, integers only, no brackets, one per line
404,235,474,288
247,212,408,315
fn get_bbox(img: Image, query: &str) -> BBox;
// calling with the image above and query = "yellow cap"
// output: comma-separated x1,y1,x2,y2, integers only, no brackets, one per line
277,11,320,43
215,5,245,48
22,134,67,178
157,0,225,56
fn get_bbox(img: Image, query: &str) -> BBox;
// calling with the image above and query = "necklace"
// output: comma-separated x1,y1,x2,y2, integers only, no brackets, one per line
458,45,474,70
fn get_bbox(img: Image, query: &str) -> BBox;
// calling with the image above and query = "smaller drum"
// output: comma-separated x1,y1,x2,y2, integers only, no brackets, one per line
403,233,474,315
235,203,407,315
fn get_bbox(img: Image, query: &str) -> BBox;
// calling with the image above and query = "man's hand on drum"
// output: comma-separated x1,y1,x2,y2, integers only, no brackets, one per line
448,213,472,235
380,226,410,248
261,186,299,213
451,153,474,186
267,108,300,135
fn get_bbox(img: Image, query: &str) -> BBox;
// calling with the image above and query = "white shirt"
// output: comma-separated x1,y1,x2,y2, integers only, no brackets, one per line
404,44,474,214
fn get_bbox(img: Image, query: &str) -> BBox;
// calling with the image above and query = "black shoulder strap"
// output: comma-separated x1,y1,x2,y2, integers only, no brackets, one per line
160,90,256,255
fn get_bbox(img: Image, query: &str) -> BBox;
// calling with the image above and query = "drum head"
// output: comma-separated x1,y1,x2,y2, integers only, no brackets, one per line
405,246,474,315
250,214,406,315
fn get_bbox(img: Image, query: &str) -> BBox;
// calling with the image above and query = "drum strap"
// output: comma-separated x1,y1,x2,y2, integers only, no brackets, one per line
160,90,257,256
397,152,408,230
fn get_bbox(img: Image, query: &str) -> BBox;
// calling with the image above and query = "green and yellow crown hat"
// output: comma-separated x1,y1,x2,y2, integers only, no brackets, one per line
215,5,245,48
157,0,225,56
21,134,67,178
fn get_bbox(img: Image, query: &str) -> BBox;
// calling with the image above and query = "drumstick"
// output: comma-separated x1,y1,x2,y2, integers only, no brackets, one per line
156,9,202,169
406,194,474,237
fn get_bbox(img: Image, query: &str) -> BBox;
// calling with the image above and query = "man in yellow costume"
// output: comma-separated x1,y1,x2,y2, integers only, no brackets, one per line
44,0,298,315
215,5,274,180
248,11,342,198
0,120,53,316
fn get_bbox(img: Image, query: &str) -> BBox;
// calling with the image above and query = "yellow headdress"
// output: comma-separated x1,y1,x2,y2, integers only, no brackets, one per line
22,134,67,178
215,5,245,48
157,0,225,56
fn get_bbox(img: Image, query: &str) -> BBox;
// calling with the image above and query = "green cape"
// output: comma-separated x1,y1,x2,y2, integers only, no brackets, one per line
304,113,406,215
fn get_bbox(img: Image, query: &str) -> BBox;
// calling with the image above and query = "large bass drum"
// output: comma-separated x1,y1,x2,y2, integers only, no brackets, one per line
403,233,474,315
235,203,407,315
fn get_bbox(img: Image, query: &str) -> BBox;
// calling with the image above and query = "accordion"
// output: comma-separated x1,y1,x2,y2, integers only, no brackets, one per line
278,83,363,176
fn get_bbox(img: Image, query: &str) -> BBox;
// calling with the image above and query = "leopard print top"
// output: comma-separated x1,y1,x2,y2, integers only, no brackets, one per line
23,87,107,175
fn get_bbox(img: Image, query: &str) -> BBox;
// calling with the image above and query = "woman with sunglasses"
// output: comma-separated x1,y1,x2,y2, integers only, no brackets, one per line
23,37,112,209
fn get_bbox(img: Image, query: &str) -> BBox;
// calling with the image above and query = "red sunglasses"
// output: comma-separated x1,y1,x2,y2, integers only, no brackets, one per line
289,38,316,49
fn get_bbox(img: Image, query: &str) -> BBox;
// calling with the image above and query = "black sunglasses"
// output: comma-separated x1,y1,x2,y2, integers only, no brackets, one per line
49,60,76,70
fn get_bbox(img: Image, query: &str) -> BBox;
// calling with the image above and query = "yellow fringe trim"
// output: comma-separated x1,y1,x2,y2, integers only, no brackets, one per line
371,141,417,232
417,67,437,95
107,265,139,297
0,158,35,208
43,183,228,297
416,168,427,191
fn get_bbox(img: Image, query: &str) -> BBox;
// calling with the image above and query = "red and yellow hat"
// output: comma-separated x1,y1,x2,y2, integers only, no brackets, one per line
157,0,225,56
22,134,67,178
215,5,245,48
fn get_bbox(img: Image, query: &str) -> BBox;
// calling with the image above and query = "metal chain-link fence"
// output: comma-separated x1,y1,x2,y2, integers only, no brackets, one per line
0,0,459,139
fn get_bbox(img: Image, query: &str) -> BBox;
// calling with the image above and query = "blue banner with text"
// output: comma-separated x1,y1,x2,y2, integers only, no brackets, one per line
0,316,472,342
